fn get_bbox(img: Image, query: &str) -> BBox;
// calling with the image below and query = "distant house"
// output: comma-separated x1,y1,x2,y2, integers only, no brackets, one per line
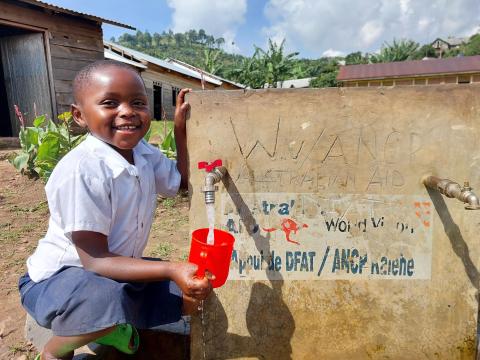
104,41,244,120
431,37,467,57
0,0,134,137
337,55,480,87
276,78,312,89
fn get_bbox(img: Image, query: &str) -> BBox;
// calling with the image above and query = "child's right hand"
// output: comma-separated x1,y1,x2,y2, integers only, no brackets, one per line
170,262,213,301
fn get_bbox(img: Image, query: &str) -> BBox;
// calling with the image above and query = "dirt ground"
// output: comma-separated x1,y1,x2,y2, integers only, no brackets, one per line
0,150,190,359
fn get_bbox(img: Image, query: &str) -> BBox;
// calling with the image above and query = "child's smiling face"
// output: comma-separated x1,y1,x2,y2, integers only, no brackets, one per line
72,65,151,161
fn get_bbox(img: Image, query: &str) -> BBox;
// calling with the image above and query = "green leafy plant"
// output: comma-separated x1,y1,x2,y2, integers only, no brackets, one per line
159,127,176,158
10,107,86,181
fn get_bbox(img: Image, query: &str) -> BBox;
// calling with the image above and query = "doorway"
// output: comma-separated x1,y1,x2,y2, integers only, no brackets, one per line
0,24,53,136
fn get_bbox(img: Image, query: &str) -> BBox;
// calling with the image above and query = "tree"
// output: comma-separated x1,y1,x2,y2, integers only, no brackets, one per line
174,33,183,45
462,34,480,56
228,51,264,89
187,29,198,43
198,29,207,44
203,48,223,75
309,60,339,88
215,37,225,49
256,39,299,88
369,39,420,63
345,51,368,65
143,31,152,48
411,44,437,59
290,63,307,79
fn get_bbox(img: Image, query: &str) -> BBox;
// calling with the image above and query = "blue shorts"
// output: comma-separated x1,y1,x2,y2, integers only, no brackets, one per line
18,266,183,336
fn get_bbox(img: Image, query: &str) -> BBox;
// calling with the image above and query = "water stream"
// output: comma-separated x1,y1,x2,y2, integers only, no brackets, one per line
200,300,207,360
206,203,215,245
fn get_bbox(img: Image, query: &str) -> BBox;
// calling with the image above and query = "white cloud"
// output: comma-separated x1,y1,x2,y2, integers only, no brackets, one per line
360,21,384,47
262,0,480,57
167,0,247,53
322,49,344,57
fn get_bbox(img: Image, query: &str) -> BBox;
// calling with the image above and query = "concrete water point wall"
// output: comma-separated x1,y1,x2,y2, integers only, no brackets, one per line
187,86,480,359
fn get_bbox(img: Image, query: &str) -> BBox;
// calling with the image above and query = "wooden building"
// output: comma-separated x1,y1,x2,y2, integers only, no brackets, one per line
104,41,244,120
0,0,134,136
337,55,480,87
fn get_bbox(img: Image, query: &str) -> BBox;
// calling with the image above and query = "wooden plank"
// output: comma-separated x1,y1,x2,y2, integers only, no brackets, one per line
54,80,72,93
56,104,71,115
52,68,78,81
50,44,103,61
55,92,74,106
51,57,94,71
0,1,101,37
49,31,103,52
143,66,215,90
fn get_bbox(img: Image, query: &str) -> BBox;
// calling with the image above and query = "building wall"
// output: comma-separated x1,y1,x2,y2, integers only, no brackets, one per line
141,67,216,120
342,73,480,87
0,0,104,118
187,86,480,359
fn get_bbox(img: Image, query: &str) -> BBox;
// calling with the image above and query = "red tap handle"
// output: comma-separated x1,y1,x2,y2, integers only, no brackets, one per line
198,159,222,172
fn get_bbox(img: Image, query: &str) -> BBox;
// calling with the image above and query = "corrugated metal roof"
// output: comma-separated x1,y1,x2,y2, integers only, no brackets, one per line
104,41,223,86
165,58,245,88
17,0,135,30
104,48,147,69
337,55,480,81
431,37,467,47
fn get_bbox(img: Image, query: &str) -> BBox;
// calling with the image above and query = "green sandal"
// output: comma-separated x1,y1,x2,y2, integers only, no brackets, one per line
95,323,139,354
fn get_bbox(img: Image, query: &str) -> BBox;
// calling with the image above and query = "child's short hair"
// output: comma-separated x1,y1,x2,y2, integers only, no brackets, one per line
72,60,144,103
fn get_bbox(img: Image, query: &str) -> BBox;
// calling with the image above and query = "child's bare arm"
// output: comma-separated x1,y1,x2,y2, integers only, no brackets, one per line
174,88,190,189
72,230,211,300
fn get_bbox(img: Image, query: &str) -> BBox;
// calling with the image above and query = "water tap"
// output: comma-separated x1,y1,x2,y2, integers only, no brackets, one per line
198,159,227,205
423,176,480,210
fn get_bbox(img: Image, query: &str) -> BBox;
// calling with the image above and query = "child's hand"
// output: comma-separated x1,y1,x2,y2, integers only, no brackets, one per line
174,88,191,130
171,261,213,300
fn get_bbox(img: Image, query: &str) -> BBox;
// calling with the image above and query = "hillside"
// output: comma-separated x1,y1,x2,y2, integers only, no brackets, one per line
111,30,480,89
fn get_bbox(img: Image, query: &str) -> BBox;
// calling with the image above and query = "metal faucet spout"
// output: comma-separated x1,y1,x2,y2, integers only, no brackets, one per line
203,166,227,204
423,176,480,210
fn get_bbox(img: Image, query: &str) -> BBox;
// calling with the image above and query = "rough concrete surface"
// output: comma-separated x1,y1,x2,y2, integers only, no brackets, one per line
187,86,480,359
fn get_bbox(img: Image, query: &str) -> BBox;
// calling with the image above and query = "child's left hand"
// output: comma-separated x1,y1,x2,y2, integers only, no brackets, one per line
174,88,191,130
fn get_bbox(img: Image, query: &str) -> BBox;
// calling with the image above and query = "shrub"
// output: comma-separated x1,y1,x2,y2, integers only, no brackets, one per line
10,108,86,182
159,127,176,159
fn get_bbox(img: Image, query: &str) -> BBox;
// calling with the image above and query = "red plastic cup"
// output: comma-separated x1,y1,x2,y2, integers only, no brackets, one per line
189,228,235,288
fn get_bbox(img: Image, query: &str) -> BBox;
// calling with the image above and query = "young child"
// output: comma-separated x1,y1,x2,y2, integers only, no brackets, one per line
18,60,212,359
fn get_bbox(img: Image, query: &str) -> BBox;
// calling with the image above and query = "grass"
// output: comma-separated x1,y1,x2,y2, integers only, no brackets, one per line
149,242,175,259
0,223,37,248
162,197,177,208
8,200,48,214
8,341,35,358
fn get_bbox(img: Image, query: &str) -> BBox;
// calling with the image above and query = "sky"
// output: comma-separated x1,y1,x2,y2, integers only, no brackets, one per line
47,0,480,58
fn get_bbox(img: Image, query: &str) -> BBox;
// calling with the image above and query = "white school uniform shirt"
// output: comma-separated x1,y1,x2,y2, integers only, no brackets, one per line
27,134,180,282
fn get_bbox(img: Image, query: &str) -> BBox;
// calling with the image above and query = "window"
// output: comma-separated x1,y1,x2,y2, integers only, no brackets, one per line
172,87,180,106
458,75,471,84
153,85,162,120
